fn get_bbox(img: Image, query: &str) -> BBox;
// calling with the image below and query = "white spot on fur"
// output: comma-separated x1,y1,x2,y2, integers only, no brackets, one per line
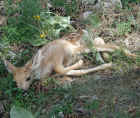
32,50,44,70
31,49,45,79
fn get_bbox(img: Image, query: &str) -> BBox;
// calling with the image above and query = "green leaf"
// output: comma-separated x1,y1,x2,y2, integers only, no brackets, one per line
51,0,65,7
39,12,74,39
84,14,101,27
86,100,100,110
96,52,105,64
10,106,34,118
29,38,48,46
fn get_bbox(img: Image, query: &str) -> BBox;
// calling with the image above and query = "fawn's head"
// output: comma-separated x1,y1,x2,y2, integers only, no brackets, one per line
68,30,94,52
4,60,32,90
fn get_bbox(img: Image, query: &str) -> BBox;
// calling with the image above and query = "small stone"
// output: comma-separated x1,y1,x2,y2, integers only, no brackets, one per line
58,112,64,118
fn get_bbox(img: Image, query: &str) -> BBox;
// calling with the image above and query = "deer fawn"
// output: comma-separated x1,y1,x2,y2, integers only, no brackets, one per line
4,30,136,90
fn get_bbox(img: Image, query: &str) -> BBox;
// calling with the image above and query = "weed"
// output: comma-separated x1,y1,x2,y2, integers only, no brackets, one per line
122,0,139,8
85,100,100,110
2,0,74,47
83,14,101,28
109,49,136,75
4,0,42,44
116,21,131,36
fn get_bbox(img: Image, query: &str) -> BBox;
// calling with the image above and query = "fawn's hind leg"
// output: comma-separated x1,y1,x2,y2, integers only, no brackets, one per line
65,62,112,76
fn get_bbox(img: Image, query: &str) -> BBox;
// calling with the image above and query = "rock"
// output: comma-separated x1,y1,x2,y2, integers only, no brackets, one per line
58,112,64,118
0,15,7,26
74,104,89,116
99,0,122,8
124,34,140,51
80,11,93,20
0,102,5,114
0,0,5,15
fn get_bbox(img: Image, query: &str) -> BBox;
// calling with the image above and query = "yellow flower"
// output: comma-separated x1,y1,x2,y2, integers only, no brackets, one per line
36,15,40,20
33,15,40,20
40,33,45,38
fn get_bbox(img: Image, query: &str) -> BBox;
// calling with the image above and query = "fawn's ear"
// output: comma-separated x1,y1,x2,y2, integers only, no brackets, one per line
70,32,83,43
78,30,84,35
4,60,17,73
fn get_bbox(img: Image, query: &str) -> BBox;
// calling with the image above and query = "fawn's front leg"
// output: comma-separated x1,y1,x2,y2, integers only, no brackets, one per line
54,59,84,75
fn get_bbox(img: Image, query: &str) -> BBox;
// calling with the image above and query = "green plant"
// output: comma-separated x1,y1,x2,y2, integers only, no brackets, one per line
121,0,140,8
2,0,74,47
48,93,75,117
4,0,42,44
31,12,74,46
10,106,34,118
85,100,100,110
83,14,101,28
136,55,140,66
116,21,131,36
110,49,136,75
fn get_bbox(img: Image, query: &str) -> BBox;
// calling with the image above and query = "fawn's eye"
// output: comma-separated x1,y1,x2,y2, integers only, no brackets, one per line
26,77,31,81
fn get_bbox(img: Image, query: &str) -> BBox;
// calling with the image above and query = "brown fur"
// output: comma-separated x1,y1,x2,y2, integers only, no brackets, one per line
4,31,136,90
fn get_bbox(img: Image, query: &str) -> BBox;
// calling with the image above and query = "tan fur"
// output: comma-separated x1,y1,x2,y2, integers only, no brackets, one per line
4,31,137,90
